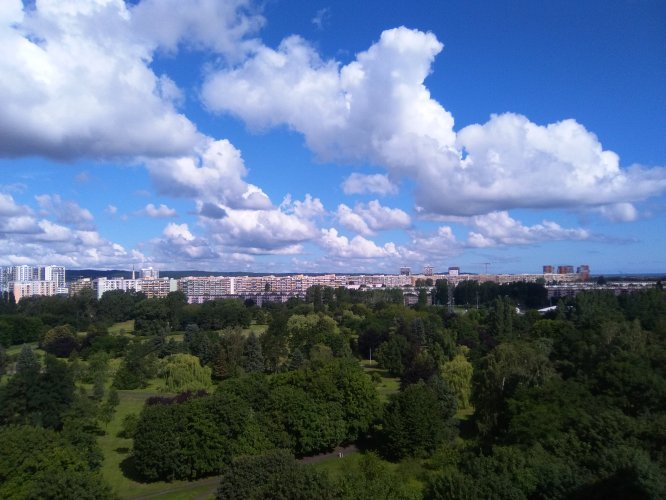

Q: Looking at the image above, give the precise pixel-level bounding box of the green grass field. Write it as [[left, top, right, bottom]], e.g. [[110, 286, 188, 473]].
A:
[[109, 320, 135, 336]]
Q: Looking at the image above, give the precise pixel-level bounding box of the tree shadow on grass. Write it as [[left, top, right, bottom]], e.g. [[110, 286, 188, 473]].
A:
[[120, 455, 150, 483], [115, 447, 130, 454]]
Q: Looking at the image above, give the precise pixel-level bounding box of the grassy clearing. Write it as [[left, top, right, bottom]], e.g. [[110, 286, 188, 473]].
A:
[[6, 342, 40, 356], [312, 452, 425, 496], [360, 359, 400, 403], [311, 452, 365, 479], [109, 320, 135, 335], [246, 323, 268, 335], [455, 405, 474, 421]]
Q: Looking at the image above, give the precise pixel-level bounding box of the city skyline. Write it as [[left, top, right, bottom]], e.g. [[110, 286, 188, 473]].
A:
[[1, 1, 665, 275]]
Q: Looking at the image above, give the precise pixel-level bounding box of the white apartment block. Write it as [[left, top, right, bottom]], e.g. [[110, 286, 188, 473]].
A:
[[93, 277, 143, 299], [91, 275, 176, 300]]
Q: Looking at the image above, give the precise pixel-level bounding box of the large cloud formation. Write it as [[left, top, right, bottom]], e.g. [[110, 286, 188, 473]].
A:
[[0, 0, 263, 159], [203, 26, 666, 219], [1, 2, 662, 270]]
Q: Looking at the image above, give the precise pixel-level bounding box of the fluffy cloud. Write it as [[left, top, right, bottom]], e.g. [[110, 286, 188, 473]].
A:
[[153, 222, 218, 261], [409, 226, 461, 256], [131, 0, 263, 58], [141, 203, 178, 218], [466, 211, 590, 248], [35, 194, 94, 230], [0, 190, 144, 268], [320, 228, 401, 259], [593, 202, 639, 222], [282, 194, 326, 219], [202, 27, 666, 217], [336, 200, 410, 236], [0, 0, 217, 159], [0, 193, 29, 217], [204, 202, 319, 255], [146, 139, 271, 209], [341, 173, 398, 196]]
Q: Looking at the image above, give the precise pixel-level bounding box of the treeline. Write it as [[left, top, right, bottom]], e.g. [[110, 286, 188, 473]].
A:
[[1, 284, 665, 498]]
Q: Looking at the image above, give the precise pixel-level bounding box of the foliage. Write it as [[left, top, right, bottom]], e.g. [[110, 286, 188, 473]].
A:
[[0, 354, 75, 429], [441, 347, 474, 409], [112, 341, 158, 389], [216, 449, 333, 500], [382, 379, 456, 459], [133, 390, 270, 481], [158, 353, 212, 392], [198, 298, 251, 330], [242, 331, 264, 373], [40, 324, 79, 357], [0, 344, 6, 376], [0, 314, 44, 346], [0, 425, 113, 499]]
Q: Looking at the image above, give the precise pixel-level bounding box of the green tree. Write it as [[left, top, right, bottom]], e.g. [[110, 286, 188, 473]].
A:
[[242, 332, 264, 373], [336, 452, 420, 500], [0, 344, 8, 376], [382, 380, 455, 459], [375, 335, 409, 376], [0, 425, 113, 499], [442, 347, 474, 409], [159, 353, 212, 392], [212, 327, 246, 379], [133, 391, 269, 480], [41, 324, 79, 357], [216, 449, 332, 500]]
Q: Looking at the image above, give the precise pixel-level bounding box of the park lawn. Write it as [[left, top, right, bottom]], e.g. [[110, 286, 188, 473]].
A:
[[312, 452, 424, 496], [455, 405, 475, 421], [6, 342, 40, 356], [360, 359, 400, 403], [246, 323, 268, 335], [109, 320, 135, 335]]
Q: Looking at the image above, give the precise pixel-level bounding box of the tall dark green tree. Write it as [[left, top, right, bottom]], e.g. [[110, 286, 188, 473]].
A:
[[242, 332, 265, 373]]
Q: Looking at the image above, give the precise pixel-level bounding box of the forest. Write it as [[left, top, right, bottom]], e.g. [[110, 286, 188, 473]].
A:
[[0, 279, 665, 499]]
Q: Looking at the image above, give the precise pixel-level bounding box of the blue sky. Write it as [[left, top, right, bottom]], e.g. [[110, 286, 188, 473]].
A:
[[1, 0, 664, 274]]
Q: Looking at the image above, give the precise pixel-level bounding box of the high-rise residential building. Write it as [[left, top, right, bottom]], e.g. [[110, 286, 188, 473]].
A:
[[39, 265, 66, 288], [0, 267, 7, 294], [448, 266, 460, 276], [399, 267, 411, 276], [11, 265, 35, 282], [577, 265, 590, 281], [93, 277, 142, 299], [543, 265, 554, 274], [557, 265, 575, 274], [423, 265, 434, 276]]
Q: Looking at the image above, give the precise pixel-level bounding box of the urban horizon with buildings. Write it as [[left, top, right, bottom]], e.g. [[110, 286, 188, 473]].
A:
[[2, 262, 661, 307]]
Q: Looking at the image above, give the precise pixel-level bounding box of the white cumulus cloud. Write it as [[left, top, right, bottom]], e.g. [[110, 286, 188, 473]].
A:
[[202, 26, 666, 217], [466, 211, 590, 248], [146, 139, 271, 210], [141, 203, 178, 218], [337, 200, 410, 236], [341, 173, 398, 196], [320, 228, 401, 259]]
